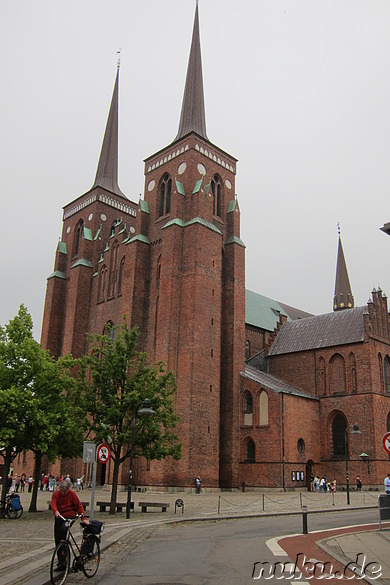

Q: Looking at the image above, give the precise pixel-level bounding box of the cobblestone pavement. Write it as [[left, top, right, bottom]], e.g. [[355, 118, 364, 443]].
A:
[[0, 487, 379, 585]]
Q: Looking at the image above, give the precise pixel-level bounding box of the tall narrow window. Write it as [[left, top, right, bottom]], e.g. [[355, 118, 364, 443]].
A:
[[211, 175, 223, 217], [244, 392, 253, 426], [259, 391, 269, 426], [348, 353, 357, 394], [318, 357, 326, 395], [108, 241, 119, 297], [379, 354, 384, 392], [98, 265, 107, 302], [245, 439, 255, 462], [158, 174, 172, 217], [118, 257, 125, 296], [332, 413, 347, 458], [73, 219, 84, 258], [385, 357, 390, 395], [330, 354, 346, 394], [245, 340, 251, 360]]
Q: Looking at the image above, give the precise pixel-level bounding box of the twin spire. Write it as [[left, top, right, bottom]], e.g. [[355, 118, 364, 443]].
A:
[[92, 3, 208, 198]]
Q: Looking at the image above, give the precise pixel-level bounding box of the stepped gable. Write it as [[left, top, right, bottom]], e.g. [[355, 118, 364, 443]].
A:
[[242, 366, 318, 400], [268, 305, 367, 356]]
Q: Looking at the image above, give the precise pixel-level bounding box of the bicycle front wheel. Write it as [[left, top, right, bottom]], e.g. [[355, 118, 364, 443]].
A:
[[82, 535, 100, 578], [50, 542, 70, 585], [6, 504, 23, 519]]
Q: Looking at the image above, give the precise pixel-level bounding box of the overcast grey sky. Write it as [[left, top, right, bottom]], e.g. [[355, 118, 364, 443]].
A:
[[2, 1, 390, 339]]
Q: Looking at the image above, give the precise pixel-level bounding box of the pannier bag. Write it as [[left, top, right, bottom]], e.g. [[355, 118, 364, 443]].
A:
[[10, 494, 22, 511], [85, 519, 103, 534]]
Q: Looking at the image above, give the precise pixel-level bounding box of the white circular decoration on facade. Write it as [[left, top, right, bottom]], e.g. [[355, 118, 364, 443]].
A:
[[88, 213, 93, 221], [66, 226, 71, 234], [100, 213, 107, 221], [178, 162, 187, 175], [197, 163, 206, 176], [148, 179, 156, 192], [130, 226, 135, 233], [225, 179, 232, 189]]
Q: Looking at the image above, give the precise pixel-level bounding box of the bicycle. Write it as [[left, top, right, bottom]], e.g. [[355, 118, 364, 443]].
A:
[[0, 493, 23, 519], [50, 514, 103, 585]]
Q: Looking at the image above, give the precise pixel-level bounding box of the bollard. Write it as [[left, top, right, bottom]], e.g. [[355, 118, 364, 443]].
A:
[[218, 495, 221, 514], [302, 505, 308, 534]]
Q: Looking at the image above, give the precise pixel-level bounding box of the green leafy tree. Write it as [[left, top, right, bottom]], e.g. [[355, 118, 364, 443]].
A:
[[0, 305, 86, 511], [79, 323, 181, 514]]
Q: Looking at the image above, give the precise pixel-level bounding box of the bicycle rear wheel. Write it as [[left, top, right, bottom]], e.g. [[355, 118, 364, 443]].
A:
[[6, 504, 23, 519], [82, 535, 100, 578], [50, 542, 70, 585]]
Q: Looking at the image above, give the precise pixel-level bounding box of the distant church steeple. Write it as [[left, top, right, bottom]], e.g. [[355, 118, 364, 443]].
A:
[[91, 64, 125, 198], [333, 225, 354, 311], [173, 2, 208, 142]]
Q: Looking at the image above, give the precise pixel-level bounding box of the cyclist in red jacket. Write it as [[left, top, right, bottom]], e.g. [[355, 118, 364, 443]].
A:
[[51, 480, 89, 569]]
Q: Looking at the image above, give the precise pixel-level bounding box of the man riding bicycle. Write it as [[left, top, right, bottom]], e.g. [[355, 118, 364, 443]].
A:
[[50, 480, 89, 570]]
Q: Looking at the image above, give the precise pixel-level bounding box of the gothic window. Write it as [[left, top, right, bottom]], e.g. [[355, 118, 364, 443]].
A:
[[330, 354, 346, 394], [73, 219, 84, 258], [158, 174, 172, 217], [245, 340, 250, 360], [259, 391, 269, 426], [108, 240, 119, 297], [244, 392, 253, 426], [211, 175, 222, 217], [104, 321, 115, 342], [318, 357, 326, 395], [245, 438, 255, 462], [348, 353, 357, 394], [118, 256, 125, 296], [385, 356, 390, 395], [379, 354, 384, 393], [332, 413, 347, 458], [98, 265, 107, 302]]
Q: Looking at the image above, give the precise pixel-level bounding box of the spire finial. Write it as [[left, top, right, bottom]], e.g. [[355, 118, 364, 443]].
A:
[[337, 222, 340, 236], [117, 48, 121, 69]]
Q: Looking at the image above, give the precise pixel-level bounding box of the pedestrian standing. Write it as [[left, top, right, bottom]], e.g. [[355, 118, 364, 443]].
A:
[[195, 477, 201, 494], [384, 473, 390, 494]]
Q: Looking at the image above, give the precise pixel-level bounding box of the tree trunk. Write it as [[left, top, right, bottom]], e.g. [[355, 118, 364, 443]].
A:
[[28, 451, 42, 513], [0, 450, 12, 506], [109, 455, 121, 515]]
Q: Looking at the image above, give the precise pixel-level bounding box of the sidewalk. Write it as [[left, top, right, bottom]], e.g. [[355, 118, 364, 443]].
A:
[[0, 487, 384, 585]]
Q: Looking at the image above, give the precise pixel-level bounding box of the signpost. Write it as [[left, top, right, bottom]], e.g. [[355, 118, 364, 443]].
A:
[[82, 442, 111, 520], [382, 433, 390, 454]]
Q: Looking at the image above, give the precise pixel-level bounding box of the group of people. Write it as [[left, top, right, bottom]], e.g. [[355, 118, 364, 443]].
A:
[[312, 475, 337, 493]]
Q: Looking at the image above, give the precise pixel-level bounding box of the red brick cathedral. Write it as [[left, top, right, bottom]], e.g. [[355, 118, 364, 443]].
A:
[[41, 5, 390, 491]]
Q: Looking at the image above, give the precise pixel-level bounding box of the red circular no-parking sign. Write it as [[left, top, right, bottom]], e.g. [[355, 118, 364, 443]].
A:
[[382, 433, 390, 454], [97, 443, 110, 464]]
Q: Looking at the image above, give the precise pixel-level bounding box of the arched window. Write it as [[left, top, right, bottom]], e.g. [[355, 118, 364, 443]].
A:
[[118, 256, 125, 296], [330, 354, 346, 394], [211, 175, 223, 217], [259, 391, 269, 426], [244, 392, 253, 426], [158, 174, 172, 217], [104, 321, 115, 342], [98, 265, 107, 302], [379, 354, 384, 393], [318, 357, 326, 395], [348, 353, 357, 394], [245, 340, 250, 360], [245, 439, 255, 462], [73, 219, 84, 258], [108, 240, 119, 297], [156, 255, 162, 288], [385, 356, 390, 395], [332, 413, 347, 458]]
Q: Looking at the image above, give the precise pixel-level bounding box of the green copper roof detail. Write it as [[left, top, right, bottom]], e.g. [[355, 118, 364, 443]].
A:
[[192, 176, 203, 194], [162, 218, 185, 229], [104, 243, 109, 252], [140, 199, 149, 213], [83, 227, 93, 241], [58, 241, 67, 254], [225, 235, 245, 248], [127, 234, 151, 245], [227, 199, 237, 213], [118, 223, 126, 234], [71, 258, 93, 269], [162, 216, 221, 235], [93, 272, 98, 277], [204, 180, 211, 195], [47, 270, 67, 280], [94, 225, 102, 241], [98, 253, 104, 263], [175, 176, 185, 196]]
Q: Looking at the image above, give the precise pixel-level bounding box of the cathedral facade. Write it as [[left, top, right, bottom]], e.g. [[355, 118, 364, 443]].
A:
[[40, 5, 390, 491]]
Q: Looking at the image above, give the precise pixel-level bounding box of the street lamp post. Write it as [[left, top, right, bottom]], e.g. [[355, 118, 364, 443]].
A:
[[345, 423, 362, 505], [126, 398, 155, 519]]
